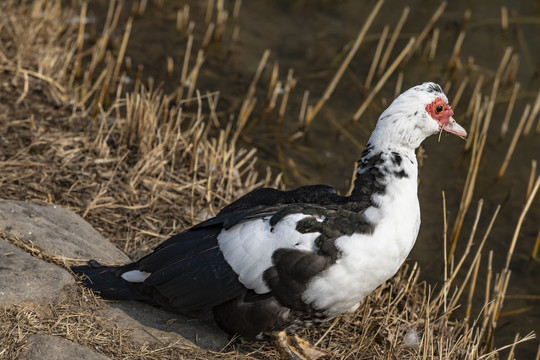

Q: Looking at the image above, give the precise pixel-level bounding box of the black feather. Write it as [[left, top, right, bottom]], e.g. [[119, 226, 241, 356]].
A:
[[263, 248, 332, 311], [72, 264, 152, 302]]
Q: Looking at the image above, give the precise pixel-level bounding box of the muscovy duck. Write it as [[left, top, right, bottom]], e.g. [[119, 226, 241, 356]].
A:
[[73, 82, 466, 359]]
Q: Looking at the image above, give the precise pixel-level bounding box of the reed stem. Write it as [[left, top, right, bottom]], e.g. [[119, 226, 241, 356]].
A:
[[305, 0, 384, 126]]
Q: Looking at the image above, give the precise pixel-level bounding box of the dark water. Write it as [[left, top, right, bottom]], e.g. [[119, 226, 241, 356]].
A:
[[91, 0, 540, 357]]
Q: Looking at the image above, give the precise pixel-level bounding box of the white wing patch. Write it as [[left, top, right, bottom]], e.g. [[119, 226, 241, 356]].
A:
[[217, 213, 321, 294], [121, 270, 151, 283]]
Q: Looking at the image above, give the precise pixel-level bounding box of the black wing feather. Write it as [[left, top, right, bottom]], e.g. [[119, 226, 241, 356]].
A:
[[74, 184, 347, 316], [130, 227, 245, 312], [191, 184, 342, 230]]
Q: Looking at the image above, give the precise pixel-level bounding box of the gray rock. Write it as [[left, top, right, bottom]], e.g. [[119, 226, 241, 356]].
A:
[[24, 334, 111, 360], [0, 200, 130, 264], [0, 240, 74, 305], [0, 200, 229, 354], [98, 301, 230, 351]]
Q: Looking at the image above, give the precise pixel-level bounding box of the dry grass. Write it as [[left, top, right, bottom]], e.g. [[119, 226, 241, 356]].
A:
[[0, 284, 260, 360], [0, 0, 278, 258], [0, 1, 538, 359]]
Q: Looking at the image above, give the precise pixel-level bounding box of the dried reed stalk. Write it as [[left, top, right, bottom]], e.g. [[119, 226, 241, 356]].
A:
[[166, 56, 174, 76], [465, 74, 484, 118], [177, 34, 194, 100], [111, 17, 133, 89], [205, 0, 215, 24], [449, 48, 513, 259], [523, 89, 540, 136], [464, 251, 481, 327], [74, 1, 87, 77], [447, 9, 471, 70], [299, 90, 310, 129], [447, 204, 500, 313], [86, 0, 120, 76], [526, 160, 537, 199], [500, 6, 509, 31], [186, 50, 205, 100], [500, 81, 520, 139], [512, 10, 535, 73], [305, 0, 384, 126], [378, 6, 409, 76], [352, 38, 415, 122], [504, 175, 540, 270], [532, 229, 540, 261], [501, 53, 520, 84], [497, 104, 531, 178], [214, 0, 228, 41], [277, 68, 296, 123], [485, 250, 493, 313], [465, 97, 488, 151], [441, 190, 449, 313], [245, 49, 270, 101], [365, 25, 389, 89], [265, 60, 279, 106], [428, 27, 440, 61], [201, 22, 215, 48], [393, 71, 404, 98], [451, 75, 469, 110], [449, 95, 486, 259], [483, 46, 513, 130], [407, 1, 447, 58]]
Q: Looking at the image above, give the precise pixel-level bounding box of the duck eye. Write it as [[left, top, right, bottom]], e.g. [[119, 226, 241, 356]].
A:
[[435, 105, 444, 114]]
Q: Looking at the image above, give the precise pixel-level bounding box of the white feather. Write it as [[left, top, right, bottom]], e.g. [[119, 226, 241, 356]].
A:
[[121, 270, 151, 283], [217, 213, 321, 293]]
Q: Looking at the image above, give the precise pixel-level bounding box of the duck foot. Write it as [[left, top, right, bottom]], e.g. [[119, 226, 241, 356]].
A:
[[275, 331, 331, 360]]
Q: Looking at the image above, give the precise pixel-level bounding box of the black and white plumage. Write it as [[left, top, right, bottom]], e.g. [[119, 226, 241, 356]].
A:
[[73, 82, 466, 349]]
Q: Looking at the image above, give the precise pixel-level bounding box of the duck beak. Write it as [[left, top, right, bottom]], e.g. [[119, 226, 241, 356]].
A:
[[442, 116, 467, 137]]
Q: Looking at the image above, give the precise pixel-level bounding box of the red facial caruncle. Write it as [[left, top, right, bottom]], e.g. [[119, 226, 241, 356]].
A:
[[425, 96, 467, 137], [425, 97, 453, 126]]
